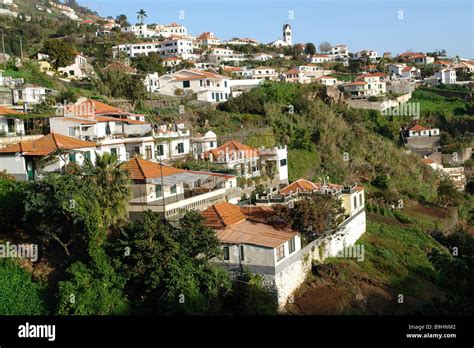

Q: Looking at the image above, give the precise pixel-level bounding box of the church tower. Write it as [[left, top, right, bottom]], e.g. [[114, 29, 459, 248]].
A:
[[283, 24, 292, 46]]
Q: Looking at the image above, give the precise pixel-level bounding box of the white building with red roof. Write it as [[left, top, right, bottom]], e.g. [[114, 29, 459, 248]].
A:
[[123, 157, 237, 220], [408, 124, 440, 137], [113, 38, 194, 59], [158, 69, 231, 102], [201, 140, 288, 183], [0, 133, 97, 181], [344, 72, 386, 98]]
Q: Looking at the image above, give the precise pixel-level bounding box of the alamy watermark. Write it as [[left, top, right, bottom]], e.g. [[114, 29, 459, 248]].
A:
[[0, 242, 38, 262], [381, 102, 420, 120], [335, 244, 365, 262]]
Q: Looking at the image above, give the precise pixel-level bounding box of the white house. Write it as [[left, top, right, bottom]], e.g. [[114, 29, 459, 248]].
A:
[[226, 38, 259, 46], [192, 130, 217, 157], [408, 124, 440, 137], [114, 38, 194, 59], [315, 75, 338, 86], [354, 50, 379, 63], [12, 85, 48, 107], [152, 123, 192, 161], [162, 57, 182, 68], [158, 69, 231, 103], [120, 24, 158, 38], [387, 64, 420, 80], [344, 73, 386, 98], [0, 106, 25, 136], [434, 69, 457, 85], [201, 140, 289, 184], [154, 23, 188, 38], [206, 47, 245, 64], [58, 54, 94, 80], [144, 72, 160, 93], [0, 133, 97, 181], [124, 158, 238, 220], [196, 32, 222, 46], [306, 54, 333, 64], [252, 53, 273, 61], [252, 66, 277, 80], [203, 202, 302, 308], [330, 44, 349, 59]]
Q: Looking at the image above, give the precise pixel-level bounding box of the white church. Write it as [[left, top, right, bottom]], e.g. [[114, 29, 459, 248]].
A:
[[269, 24, 292, 47]]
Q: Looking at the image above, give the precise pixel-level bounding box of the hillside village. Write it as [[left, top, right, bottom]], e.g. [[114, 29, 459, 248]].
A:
[[0, 0, 473, 316]]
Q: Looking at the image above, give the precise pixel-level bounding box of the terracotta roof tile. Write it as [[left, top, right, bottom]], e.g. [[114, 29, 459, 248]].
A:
[[121, 157, 184, 180], [201, 202, 246, 229], [0, 133, 96, 155], [280, 179, 318, 195], [202, 140, 259, 161], [0, 106, 25, 115], [409, 124, 429, 132]]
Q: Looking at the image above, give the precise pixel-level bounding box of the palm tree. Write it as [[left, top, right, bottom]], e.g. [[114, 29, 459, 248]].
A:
[[137, 9, 147, 25], [84, 152, 131, 233]]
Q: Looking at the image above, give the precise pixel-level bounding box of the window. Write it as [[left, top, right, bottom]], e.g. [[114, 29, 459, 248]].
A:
[[155, 185, 163, 198], [276, 245, 285, 261], [200, 80, 203, 87], [145, 146, 152, 159], [68, 153, 76, 163], [110, 148, 118, 157], [223, 247, 229, 260], [133, 146, 140, 155], [170, 184, 177, 195], [353, 196, 358, 209], [210, 141, 214, 148], [224, 81, 228, 87], [182, 80, 190, 88], [156, 144, 164, 157], [84, 151, 91, 161], [68, 127, 76, 137], [280, 158, 287, 167], [212, 92, 215, 99], [177, 143, 184, 154], [359, 193, 363, 206], [240, 245, 245, 261], [289, 237, 296, 254]]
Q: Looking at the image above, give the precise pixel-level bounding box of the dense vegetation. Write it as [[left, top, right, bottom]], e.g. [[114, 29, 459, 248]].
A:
[[0, 154, 276, 315]]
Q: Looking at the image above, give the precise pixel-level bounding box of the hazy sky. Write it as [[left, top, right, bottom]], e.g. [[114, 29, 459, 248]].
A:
[[78, 0, 474, 57]]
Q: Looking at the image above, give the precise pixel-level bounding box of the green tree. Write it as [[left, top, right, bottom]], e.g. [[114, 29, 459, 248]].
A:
[[437, 178, 462, 206], [41, 39, 76, 70], [85, 153, 131, 232], [116, 14, 129, 26], [0, 260, 49, 315], [275, 195, 345, 243], [113, 211, 231, 314], [304, 42, 316, 55], [132, 52, 165, 75], [137, 9, 147, 24]]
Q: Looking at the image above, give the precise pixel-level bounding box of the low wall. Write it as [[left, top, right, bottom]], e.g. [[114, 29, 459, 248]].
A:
[[346, 93, 412, 112], [261, 209, 367, 310]]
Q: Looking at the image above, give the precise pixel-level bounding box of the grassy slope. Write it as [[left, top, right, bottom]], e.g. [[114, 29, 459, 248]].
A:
[[287, 210, 450, 315]]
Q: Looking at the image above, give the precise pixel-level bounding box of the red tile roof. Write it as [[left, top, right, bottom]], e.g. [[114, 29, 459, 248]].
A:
[[409, 124, 429, 132], [0, 106, 25, 115], [201, 202, 246, 229], [0, 133, 96, 156], [121, 157, 184, 180], [202, 140, 259, 160], [280, 179, 318, 195], [202, 203, 298, 248]]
